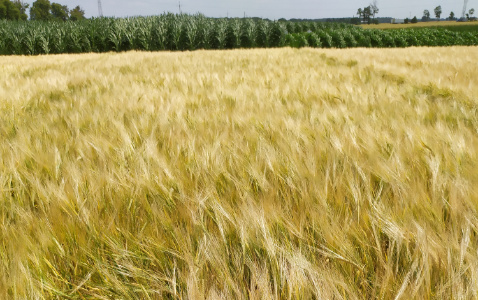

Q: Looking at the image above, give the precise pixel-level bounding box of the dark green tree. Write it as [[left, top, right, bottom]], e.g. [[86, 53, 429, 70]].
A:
[[411, 16, 418, 23], [357, 7, 370, 24], [69, 5, 84, 21], [0, 0, 23, 20], [0, 1, 5, 18], [30, 0, 51, 20], [434, 6, 442, 19], [357, 3, 379, 25], [356, 8, 363, 22], [404, 18, 409, 24], [448, 11, 455, 20], [422, 9, 430, 21], [370, 1, 379, 20], [51, 2, 68, 21], [13, 0, 28, 20], [363, 6, 372, 24]]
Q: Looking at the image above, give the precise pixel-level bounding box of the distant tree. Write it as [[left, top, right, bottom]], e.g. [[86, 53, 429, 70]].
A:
[[69, 5, 84, 21], [370, 0, 379, 19], [404, 17, 409, 24], [448, 11, 455, 20], [51, 2, 68, 21], [357, 7, 364, 23], [434, 6, 442, 19], [30, 0, 51, 20], [470, 8, 475, 19], [357, 8, 366, 22], [411, 16, 418, 23], [13, 0, 28, 20], [0, 0, 28, 20], [364, 6, 372, 23], [357, 8, 363, 22], [422, 9, 430, 21], [0, 1, 5, 18], [0, 0, 21, 19], [357, 3, 378, 24]]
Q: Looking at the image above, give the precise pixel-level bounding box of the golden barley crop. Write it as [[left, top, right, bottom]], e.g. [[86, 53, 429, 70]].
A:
[[1, 47, 478, 299]]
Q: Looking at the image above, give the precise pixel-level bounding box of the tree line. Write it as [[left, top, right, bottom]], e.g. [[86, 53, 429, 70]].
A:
[[356, 1, 380, 24], [0, 0, 85, 21], [415, 5, 475, 23], [354, 2, 476, 25]]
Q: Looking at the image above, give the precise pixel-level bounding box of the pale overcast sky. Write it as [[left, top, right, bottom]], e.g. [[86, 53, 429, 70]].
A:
[[23, 0, 475, 20]]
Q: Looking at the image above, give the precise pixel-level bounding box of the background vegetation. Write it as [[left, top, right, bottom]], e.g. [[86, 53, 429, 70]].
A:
[[0, 0, 84, 21], [0, 13, 478, 55], [361, 20, 478, 30], [1, 46, 478, 299]]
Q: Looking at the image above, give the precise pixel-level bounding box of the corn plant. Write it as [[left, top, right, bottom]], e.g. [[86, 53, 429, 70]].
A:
[[342, 29, 358, 47], [210, 18, 227, 49], [330, 30, 347, 48], [240, 19, 256, 48], [269, 22, 286, 47], [134, 18, 153, 51], [381, 31, 396, 47], [304, 32, 321, 47], [287, 33, 308, 48], [21, 25, 38, 55], [37, 27, 51, 54], [165, 13, 183, 50], [179, 16, 199, 50], [368, 30, 384, 47], [316, 31, 333, 48], [255, 19, 270, 48], [225, 18, 242, 49], [285, 22, 296, 34], [151, 18, 167, 50]]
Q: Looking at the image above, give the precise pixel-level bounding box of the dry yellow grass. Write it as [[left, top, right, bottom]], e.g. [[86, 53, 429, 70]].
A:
[[1, 47, 478, 299], [361, 20, 478, 29]]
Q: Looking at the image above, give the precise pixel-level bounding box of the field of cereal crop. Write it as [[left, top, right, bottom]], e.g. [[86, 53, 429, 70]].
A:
[[1, 47, 478, 298]]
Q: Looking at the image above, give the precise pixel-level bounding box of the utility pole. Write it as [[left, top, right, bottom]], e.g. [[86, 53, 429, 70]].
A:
[[178, 1, 181, 13], [98, 0, 103, 17], [462, 0, 469, 19]]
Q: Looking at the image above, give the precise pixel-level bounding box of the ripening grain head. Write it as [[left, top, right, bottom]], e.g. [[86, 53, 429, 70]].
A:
[[1, 47, 478, 299]]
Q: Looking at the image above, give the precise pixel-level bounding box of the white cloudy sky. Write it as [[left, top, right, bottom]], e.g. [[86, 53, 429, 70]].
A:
[[23, 0, 475, 19]]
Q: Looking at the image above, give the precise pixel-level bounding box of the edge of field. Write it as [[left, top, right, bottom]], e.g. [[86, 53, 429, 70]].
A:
[[360, 20, 478, 29]]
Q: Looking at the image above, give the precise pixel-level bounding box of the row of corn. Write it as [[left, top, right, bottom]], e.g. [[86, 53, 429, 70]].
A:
[[0, 13, 477, 55]]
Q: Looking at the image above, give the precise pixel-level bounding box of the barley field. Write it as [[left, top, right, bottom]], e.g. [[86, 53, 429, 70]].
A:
[[1, 47, 478, 299]]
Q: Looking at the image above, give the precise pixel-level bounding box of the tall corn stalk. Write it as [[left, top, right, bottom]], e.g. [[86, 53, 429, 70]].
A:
[[240, 19, 256, 48], [210, 18, 227, 49], [225, 18, 241, 49]]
